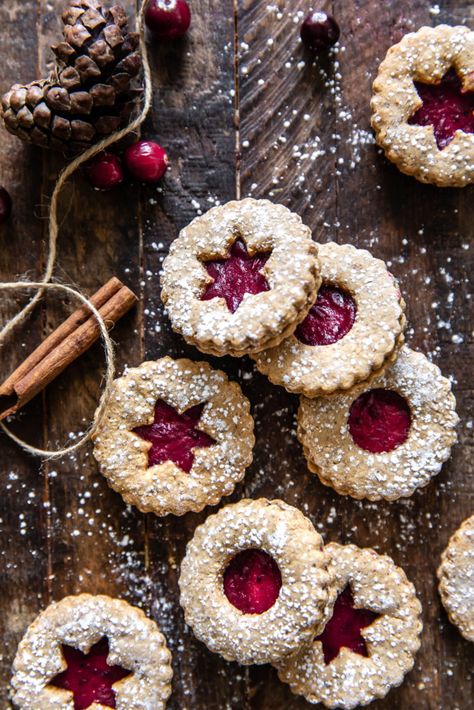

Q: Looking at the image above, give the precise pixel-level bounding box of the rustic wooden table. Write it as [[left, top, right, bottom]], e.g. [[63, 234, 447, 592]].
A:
[[1, 1, 473, 708]]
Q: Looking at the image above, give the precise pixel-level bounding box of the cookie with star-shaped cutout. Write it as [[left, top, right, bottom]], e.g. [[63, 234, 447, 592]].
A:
[[161, 198, 321, 357], [277, 543, 422, 709], [93, 357, 254, 516], [371, 25, 474, 187], [11, 594, 172, 709]]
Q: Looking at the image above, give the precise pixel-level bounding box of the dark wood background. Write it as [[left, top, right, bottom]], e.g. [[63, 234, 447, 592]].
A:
[[0, 1, 473, 708]]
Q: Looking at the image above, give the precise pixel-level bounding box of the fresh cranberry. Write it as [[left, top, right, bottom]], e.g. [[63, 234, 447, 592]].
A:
[[124, 140, 169, 182], [0, 186, 12, 224], [316, 586, 380, 665], [295, 284, 356, 346], [409, 68, 474, 150], [224, 549, 282, 614], [133, 400, 215, 472], [49, 637, 132, 710], [348, 388, 412, 454], [201, 239, 271, 314], [145, 0, 191, 40], [86, 152, 124, 191], [300, 11, 340, 51]]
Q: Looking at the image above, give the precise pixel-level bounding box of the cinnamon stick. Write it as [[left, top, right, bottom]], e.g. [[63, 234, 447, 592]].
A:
[[0, 277, 138, 421]]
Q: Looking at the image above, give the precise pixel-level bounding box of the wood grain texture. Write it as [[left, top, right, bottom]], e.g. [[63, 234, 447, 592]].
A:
[[239, 1, 474, 709], [0, 0, 473, 708], [139, 2, 248, 707], [37, 0, 147, 606], [0, 2, 50, 707]]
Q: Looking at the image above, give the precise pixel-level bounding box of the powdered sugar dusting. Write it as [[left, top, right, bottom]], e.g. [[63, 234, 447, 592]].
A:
[[278, 543, 422, 707], [298, 346, 459, 501], [179, 498, 335, 665]]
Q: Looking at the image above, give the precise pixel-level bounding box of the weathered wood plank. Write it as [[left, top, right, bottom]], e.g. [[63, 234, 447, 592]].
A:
[[238, 0, 473, 708], [140, 2, 247, 708], [329, 2, 474, 708], [33, 0, 148, 614], [1, 0, 473, 708], [0, 2, 50, 706]]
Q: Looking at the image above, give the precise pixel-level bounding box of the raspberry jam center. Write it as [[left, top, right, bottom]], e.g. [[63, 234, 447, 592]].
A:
[[201, 239, 271, 313], [49, 637, 131, 710], [348, 388, 411, 454], [223, 548, 282, 614], [316, 586, 380, 665], [408, 68, 474, 149], [133, 400, 215, 472], [295, 284, 357, 346]]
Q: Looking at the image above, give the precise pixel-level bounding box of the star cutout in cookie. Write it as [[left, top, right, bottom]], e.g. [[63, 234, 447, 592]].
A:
[[201, 239, 271, 313], [316, 585, 380, 665], [408, 68, 474, 149], [133, 400, 216, 472], [49, 637, 132, 710]]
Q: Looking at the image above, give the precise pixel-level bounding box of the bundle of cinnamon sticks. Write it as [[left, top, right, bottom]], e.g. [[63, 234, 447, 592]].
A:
[[0, 277, 137, 421]]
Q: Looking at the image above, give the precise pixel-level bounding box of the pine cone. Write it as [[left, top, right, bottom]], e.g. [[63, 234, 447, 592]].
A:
[[1, 0, 142, 153]]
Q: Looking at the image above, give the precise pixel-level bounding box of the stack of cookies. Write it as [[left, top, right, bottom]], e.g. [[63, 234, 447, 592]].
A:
[[159, 197, 458, 505]]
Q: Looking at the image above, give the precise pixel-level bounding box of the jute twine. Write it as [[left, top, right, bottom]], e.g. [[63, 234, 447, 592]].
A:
[[0, 282, 115, 458], [0, 0, 152, 459]]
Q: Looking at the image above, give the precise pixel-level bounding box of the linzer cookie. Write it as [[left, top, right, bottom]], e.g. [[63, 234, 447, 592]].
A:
[[179, 498, 335, 666], [277, 543, 422, 709], [298, 346, 458, 501], [371, 25, 474, 187], [438, 514, 474, 642], [93, 357, 254, 516], [253, 243, 405, 397], [160, 198, 321, 357], [11, 594, 172, 709]]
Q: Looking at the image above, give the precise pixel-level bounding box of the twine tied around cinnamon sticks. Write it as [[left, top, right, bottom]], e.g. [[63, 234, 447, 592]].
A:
[[0, 0, 152, 458], [0, 281, 118, 458]]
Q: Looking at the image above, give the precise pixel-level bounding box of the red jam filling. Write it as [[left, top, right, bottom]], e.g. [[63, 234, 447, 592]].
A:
[[348, 388, 411, 454], [201, 239, 271, 313], [408, 68, 474, 150], [223, 548, 282, 614], [295, 284, 357, 346], [316, 586, 380, 665], [133, 400, 215, 472], [49, 637, 131, 710]]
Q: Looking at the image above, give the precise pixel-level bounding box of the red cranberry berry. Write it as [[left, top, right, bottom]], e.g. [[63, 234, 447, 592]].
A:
[[145, 0, 191, 40], [86, 153, 124, 191], [124, 141, 169, 183], [301, 11, 340, 51], [0, 186, 12, 224]]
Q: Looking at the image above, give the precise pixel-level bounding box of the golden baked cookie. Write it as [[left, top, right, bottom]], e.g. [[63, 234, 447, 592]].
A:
[[93, 357, 254, 516], [161, 198, 321, 357], [371, 25, 474, 187], [253, 242, 406, 397], [298, 346, 458, 501], [277, 543, 422, 709], [11, 594, 172, 709], [438, 514, 474, 642], [179, 498, 336, 666]]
